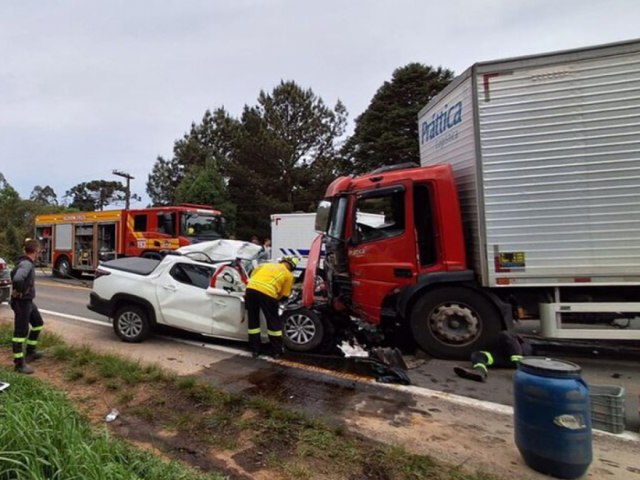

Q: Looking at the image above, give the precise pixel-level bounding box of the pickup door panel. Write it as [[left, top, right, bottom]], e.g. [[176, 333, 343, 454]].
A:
[[207, 288, 247, 340], [156, 262, 215, 334]]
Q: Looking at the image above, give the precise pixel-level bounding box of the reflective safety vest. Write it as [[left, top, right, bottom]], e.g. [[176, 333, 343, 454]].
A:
[[247, 263, 293, 300]]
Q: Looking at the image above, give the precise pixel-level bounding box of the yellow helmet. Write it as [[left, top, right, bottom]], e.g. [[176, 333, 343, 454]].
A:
[[281, 256, 299, 269]]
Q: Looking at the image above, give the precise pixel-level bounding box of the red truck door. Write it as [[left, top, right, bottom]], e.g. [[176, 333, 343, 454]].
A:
[[346, 183, 417, 324], [302, 234, 323, 308]]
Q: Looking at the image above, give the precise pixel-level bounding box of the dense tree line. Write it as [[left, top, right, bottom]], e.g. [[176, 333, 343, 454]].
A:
[[0, 174, 60, 260], [0, 62, 453, 257]]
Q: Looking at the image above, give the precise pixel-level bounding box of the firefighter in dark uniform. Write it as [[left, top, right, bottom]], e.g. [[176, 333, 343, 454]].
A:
[[453, 331, 532, 382], [245, 256, 298, 358], [10, 239, 45, 374]]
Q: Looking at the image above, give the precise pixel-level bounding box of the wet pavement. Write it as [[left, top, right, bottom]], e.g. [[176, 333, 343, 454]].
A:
[[199, 353, 421, 423], [407, 350, 640, 433]]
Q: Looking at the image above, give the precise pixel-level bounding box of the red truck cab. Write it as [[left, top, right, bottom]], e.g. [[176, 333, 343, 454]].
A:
[[304, 163, 509, 358]]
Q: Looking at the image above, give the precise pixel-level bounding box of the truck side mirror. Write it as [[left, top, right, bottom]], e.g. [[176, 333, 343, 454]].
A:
[[349, 229, 360, 246]]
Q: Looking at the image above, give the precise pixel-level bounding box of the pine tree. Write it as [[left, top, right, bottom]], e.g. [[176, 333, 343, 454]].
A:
[[344, 63, 453, 173]]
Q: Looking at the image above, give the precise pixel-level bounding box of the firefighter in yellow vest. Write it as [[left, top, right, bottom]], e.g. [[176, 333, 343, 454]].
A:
[[246, 256, 298, 358]]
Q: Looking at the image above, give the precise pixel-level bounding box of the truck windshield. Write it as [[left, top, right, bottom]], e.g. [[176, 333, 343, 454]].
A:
[[354, 190, 405, 243], [181, 213, 224, 239], [325, 197, 348, 240]]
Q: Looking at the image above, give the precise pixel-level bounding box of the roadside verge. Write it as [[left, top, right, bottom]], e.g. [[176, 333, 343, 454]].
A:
[[2, 307, 639, 479]]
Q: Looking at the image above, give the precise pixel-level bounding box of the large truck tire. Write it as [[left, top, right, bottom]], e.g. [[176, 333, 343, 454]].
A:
[[53, 256, 71, 278], [409, 287, 501, 359]]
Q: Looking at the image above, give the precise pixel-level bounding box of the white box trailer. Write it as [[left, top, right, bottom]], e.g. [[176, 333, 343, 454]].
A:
[[270, 213, 318, 277], [418, 39, 640, 340], [271, 212, 384, 276]]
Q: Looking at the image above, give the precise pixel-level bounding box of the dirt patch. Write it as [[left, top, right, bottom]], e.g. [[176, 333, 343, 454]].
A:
[[3, 339, 519, 480]]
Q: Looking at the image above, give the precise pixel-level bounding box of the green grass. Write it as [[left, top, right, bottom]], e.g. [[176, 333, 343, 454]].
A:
[[0, 370, 224, 480], [0, 323, 505, 480], [0, 324, 64, 351]]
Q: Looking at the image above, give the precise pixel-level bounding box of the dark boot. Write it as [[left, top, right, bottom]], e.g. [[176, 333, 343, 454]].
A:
[[269, 342, 283, 359], [454, 365, 487, 382], [26, 350, 44, 362], [12, 340, 32, 373], [268, 335, 284, 359], [14, 359, 35, 375]]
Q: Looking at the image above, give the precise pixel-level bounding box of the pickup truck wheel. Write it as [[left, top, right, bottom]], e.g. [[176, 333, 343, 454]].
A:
[[283, 308, 324, 352], [410, 287, 501, 359], [113, 305, 151, 343]]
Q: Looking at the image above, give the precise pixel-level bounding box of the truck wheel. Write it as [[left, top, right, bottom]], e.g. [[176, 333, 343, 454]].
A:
[[410, 287, 501, 359], [53, 256, 71, 278], [142, 252, 162, 260], [283, 308, 324, 352], [113, 305, 151, 343]]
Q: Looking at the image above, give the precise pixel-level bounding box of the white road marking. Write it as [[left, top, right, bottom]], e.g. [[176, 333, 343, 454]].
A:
[[159, 335, 255, 358], [38, 280, 91, 291], [40, 308, 256, 358], [40, 309, 110, 327]]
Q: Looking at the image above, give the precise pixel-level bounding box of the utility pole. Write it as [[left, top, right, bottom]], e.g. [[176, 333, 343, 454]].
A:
[[112, 170, 134, 210]]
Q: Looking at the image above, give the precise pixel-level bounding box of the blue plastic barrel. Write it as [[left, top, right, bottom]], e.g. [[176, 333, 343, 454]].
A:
[[514, 357, 592, 479]]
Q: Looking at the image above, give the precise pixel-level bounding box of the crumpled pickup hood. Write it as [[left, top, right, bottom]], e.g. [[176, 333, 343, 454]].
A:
[[177, 239, 263, 262]]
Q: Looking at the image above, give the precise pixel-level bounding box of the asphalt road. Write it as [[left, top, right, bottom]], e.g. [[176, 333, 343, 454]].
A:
[[32, 271, 640, 432]]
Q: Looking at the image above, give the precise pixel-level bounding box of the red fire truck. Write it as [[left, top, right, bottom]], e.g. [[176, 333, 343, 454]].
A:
[[35, 204, 226, 277]]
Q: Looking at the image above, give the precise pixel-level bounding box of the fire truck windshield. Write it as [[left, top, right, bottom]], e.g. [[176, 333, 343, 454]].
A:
[[181, 212, 224, 239]]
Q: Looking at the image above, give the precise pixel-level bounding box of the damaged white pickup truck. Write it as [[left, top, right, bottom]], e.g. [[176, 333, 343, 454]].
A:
[[87, 240, 326, 352]]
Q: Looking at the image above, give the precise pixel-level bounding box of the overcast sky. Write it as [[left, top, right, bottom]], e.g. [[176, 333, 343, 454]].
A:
[[1, 0, 639, 207]]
